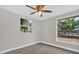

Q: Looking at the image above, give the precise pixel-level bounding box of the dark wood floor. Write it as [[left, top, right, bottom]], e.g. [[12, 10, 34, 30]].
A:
[[5, 43, 78, 54]]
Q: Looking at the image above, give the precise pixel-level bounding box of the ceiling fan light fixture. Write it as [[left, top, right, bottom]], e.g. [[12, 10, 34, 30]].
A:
[[35, 12, 38, 14], [38, 11, 42, 16]]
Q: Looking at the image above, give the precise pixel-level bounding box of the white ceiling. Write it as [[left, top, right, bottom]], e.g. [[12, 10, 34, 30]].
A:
[[0, 5, 79, 21]]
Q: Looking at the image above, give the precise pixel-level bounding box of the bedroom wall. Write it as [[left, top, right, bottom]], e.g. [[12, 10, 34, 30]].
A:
[[41, 10, 79, 51], [0, 8, 41, 52], [0, 7, 79, 53]]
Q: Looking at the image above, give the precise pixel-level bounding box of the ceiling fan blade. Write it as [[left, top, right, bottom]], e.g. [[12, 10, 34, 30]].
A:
[[42, 10, 52, 13], [30, 12, 36, 15], [25, 5, 35, 10]]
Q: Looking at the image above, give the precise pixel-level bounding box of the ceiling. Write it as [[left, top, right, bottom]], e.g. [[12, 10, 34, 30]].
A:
[[0, 5, 79, 21]]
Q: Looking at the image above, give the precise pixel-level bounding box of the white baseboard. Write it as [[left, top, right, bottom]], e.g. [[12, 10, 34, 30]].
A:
[[41, 41, 79, 53], [0, 41, 79, 53], [0, 41, 41, 54]]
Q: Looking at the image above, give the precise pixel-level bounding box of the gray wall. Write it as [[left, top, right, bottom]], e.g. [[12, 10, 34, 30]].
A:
[[0, 7, 79, 52], [0, 9, 41, 52], [41, 10, 79, 50]]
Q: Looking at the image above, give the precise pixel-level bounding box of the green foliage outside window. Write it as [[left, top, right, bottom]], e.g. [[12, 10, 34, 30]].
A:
[[20, 17, 32, 32]]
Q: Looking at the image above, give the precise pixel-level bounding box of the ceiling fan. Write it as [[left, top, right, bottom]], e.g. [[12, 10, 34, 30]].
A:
[[25, 5, 52, 17]]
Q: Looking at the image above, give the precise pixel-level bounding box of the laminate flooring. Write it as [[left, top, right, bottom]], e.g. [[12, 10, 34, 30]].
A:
[[5, 43, 78, 54]]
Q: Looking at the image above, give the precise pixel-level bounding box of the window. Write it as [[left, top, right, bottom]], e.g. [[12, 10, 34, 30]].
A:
[[57, 16, 79, 45], [20, 17, 32, 32]]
